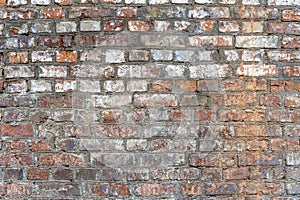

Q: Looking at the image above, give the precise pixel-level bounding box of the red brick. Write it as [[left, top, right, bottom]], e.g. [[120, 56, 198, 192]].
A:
[[224, 168, 248, 180], [271, 138, 300, 151], [39, 95, 73, 108], [6, 140, 27, 152], [282, 36, 300, 48], [39, 153, 84, 166], [282, 9, 300, 21], [174, 80, 196, 92], [246, 140, 269, 151], [116, 7, 137, 18], [6, 183, 32, 195], [40, 8, 65, 18], [181, 184, 202, 195], [128, 20, 150, 31], [30, 140, 51, 151], [285, 95, 300, 107], [239, 182, 284, 195], [0, 125, 34, 137], [218, 109, 241, 122], [103, 20, 125, 31], [205, 183, 237, 195], [7, 52, 28, 64], [260, 94, 281, 106], [189, 153, 236, 167], [11, 153, 33, 166], [238, 153, 282, 166], [268, 22, 300, 34], [27, 168, 49, 180], [284, 66, 300, 77], [69, 7, 111, 18], [39, 36, 72, 47], [90, 183, 129, 196], [194, 109, 214, 121], [151, 80, 172, 92], [56, 50, 77, 63], [134, 183, 176, 196]]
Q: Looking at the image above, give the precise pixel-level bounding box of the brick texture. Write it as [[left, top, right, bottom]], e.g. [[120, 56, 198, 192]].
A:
[[0, 0, 298, 199]]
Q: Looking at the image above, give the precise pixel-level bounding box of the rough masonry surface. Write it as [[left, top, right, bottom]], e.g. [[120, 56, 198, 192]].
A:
[[0, 0, 299, 199]]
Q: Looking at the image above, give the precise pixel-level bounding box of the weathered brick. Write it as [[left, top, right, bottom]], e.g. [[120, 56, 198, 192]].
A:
[[141, 34, 185, 47], [134, 183, 176, 196], [128, 20, 150, 31], [56, 21, 77, 33], [282, 10, 300, 21], [236, 64, 278, 77], [205, 183, 237, 195], [105, 49, 125, 63], [7, 51, 28, 64], [27, 168, 49, 180], [236, 36, 279, 48], [40, 8, 65, 19], [268, 0, 299, 6], [189, 36, 232, 47], [189, 64, 230, 78], [5, 66, 34, 78], [38, 36, 72, 48], [103, 20, 125, 31], [286, 153, 300, 166], [32, 51, 53, 62], [189, 153, 236, 167], [39, 65, 67, 78], [90, 183, 129, 196], [36, 183, 80, 196], [80, 20, 101, 31], [268, 22, 300, 34], [69, 7, 111, 18], [0, 125, 34, 137], [39, 153, 84, 166], [238, 154, 282, 166], [94, 34, 138, 47], [188, 7, 230, 19]]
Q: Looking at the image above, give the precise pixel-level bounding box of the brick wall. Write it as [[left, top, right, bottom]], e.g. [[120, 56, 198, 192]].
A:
[[0, 0, 299, 198]]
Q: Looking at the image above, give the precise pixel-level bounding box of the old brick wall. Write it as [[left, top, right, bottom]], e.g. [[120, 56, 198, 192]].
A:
[[0, 0, 299, 198]]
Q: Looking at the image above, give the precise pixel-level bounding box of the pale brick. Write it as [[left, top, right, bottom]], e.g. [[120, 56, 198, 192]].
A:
[[80, 49, 102, 62], [5, 66, 35, 78], [93, 95, 132, 108], [165, 65, 186, 78], [31, 0, 50, 5], [30, 80, 52, 93], [80, 20, 101, 32], [56, 21, 77, 33], [78, 80, 100, 93], [39, 66, 68, 78], [190, 64, 230, 78], [55, 80, 76, 92], [32, 51, 54, 62], [125, 0, 146, 3], [105, 50, 125, 63], [7, 0, 28, 6], [242, 21, 264, 33], [242, 0, 260, 4], [103, 80, 125, 92], [286, 153, 300, 166], [236, 64, 278, 77], [117, 65, 161, 78], [189, 36, 233, 47], [175, 51, 197, 62], [31, 21, 52, 33], [236, 36, 279, 48], [127, 80, 148, 92], [151, 50, 173, 61], [149, 0, 168, 4], [128, 50, 149, 61], [268, 0, 300, 5]]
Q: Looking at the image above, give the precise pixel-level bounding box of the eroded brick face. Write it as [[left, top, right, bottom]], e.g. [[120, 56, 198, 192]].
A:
[[0, 0, 299, 199]]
